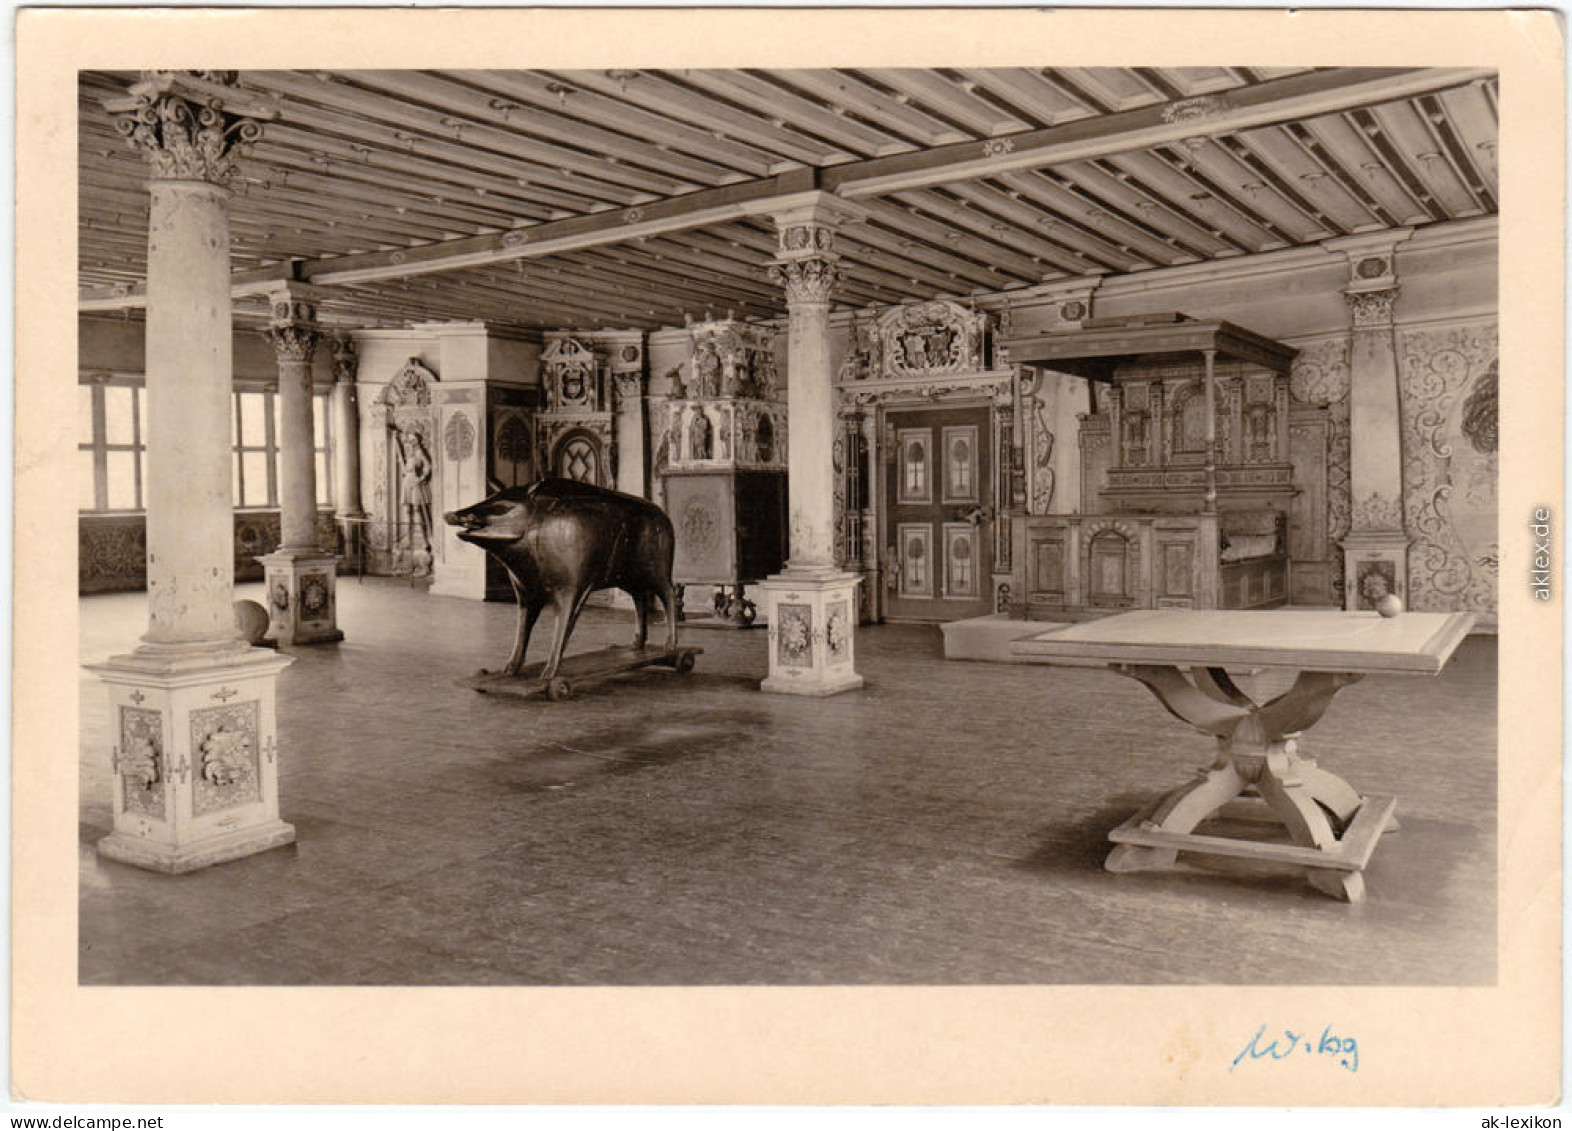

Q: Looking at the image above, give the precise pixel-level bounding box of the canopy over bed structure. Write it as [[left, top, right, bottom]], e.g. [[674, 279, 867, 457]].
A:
[[1001, 313, 1307, 618]]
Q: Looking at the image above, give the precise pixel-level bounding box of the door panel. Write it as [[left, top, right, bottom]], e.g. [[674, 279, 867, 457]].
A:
[[884, 405, 993, 621]]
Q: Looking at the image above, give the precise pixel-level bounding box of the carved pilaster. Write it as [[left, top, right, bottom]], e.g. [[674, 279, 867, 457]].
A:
[[1323, 230, 1414, 609]]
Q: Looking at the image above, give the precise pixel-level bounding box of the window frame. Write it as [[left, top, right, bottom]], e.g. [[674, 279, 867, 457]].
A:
[[78, 374, 336, 515]]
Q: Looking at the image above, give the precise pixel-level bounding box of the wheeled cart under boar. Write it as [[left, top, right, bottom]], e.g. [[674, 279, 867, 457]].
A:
[[464, 644, 702, 702]]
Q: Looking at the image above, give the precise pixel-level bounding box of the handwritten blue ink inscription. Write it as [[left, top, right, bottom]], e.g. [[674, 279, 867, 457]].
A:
[[1232, 1025, 1359, 1073]]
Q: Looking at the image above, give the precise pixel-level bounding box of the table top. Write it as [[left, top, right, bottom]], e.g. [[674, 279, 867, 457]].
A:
[[1013, 609, 1476, 675]]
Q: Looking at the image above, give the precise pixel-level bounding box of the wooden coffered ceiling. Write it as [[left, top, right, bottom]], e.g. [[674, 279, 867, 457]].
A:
[[78, 66, 1500, 332]]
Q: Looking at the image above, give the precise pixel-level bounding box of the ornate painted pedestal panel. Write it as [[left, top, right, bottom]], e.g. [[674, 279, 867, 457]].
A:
[[257, 549, 343, 645], [89, 644, 296, 873], [756, 572, 864, 696]]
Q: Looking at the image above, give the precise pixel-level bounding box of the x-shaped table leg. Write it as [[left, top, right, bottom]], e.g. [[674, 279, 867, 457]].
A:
[[1104, 665, 1387, 901]]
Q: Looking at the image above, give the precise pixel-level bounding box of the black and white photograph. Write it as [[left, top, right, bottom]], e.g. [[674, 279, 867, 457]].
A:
[[12, 4, 1564, 1113]]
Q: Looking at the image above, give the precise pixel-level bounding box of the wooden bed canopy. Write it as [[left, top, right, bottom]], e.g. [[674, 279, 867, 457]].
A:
[[999, 313, 1307, 619]]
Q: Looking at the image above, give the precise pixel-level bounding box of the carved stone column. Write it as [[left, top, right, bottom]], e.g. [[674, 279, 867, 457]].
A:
[[257, 284, 343, 645], [89, 71, 294, 872], [1324, 231, 1413, 609], [327, 334, 368, 590], [756, 193, 868, 696], [331, 335, 364, 518]]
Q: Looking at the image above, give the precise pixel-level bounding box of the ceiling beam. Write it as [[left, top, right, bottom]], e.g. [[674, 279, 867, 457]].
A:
[[826, 67, 1494, 198], [304, 168, 823, 286], [79, 66, 1492, 312]]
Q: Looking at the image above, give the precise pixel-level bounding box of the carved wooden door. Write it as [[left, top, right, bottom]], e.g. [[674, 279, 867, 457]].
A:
[[884, 405, 992, 622]]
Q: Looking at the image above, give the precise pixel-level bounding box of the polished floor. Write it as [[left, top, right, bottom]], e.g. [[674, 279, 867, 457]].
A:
[[79, 579, 1498, 985]]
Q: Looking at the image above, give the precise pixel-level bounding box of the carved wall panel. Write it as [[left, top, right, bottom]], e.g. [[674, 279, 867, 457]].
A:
[[1397, 321, 1499, 623]]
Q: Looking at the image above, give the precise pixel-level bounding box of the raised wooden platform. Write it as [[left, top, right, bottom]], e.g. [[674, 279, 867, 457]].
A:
[[940, 613, 1071, 663]]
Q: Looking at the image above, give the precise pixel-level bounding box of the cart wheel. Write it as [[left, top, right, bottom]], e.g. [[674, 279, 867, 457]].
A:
[[676, 651, 697, 674], [547, 677, 573, 701]]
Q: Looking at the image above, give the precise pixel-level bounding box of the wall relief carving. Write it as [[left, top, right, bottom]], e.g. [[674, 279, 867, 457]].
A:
[[854, 300, 990, 382], [443, 411, 476, 463]]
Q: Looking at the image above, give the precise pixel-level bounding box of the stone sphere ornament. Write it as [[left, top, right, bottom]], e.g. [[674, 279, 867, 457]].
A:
[[234, 599, 271, 644], [1375, 594, 1404, 619]]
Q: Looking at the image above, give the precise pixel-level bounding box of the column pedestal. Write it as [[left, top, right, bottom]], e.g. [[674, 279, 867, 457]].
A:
[[757, 570, 864, 696], [89, 643, 295, 873], [1340, 530, 1411, 610], [257, 549, 344, 645]]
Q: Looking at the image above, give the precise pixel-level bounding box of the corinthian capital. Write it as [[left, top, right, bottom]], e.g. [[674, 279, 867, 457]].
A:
[[330, 335, 359, 384], [768, 257, 840, 306], [766, 192, 866, 308], [1345, 287, 1399, 330], [264, 292, 322, 364], [106, 71, 264, 186], [266, 324, 321, 364]]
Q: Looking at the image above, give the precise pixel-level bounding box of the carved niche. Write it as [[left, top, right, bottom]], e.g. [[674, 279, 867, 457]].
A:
[[372, 358, 437, 571], [537, 335, 617, 486]]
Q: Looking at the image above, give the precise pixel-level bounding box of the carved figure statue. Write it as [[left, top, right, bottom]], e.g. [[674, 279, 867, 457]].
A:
[[397, 428, 434, 572], [445, 478, 680, 680], [695, 343, 721, 397]]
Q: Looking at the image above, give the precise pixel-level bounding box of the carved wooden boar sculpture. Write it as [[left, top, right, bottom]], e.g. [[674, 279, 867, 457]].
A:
[[445, 478, 680, 680]]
